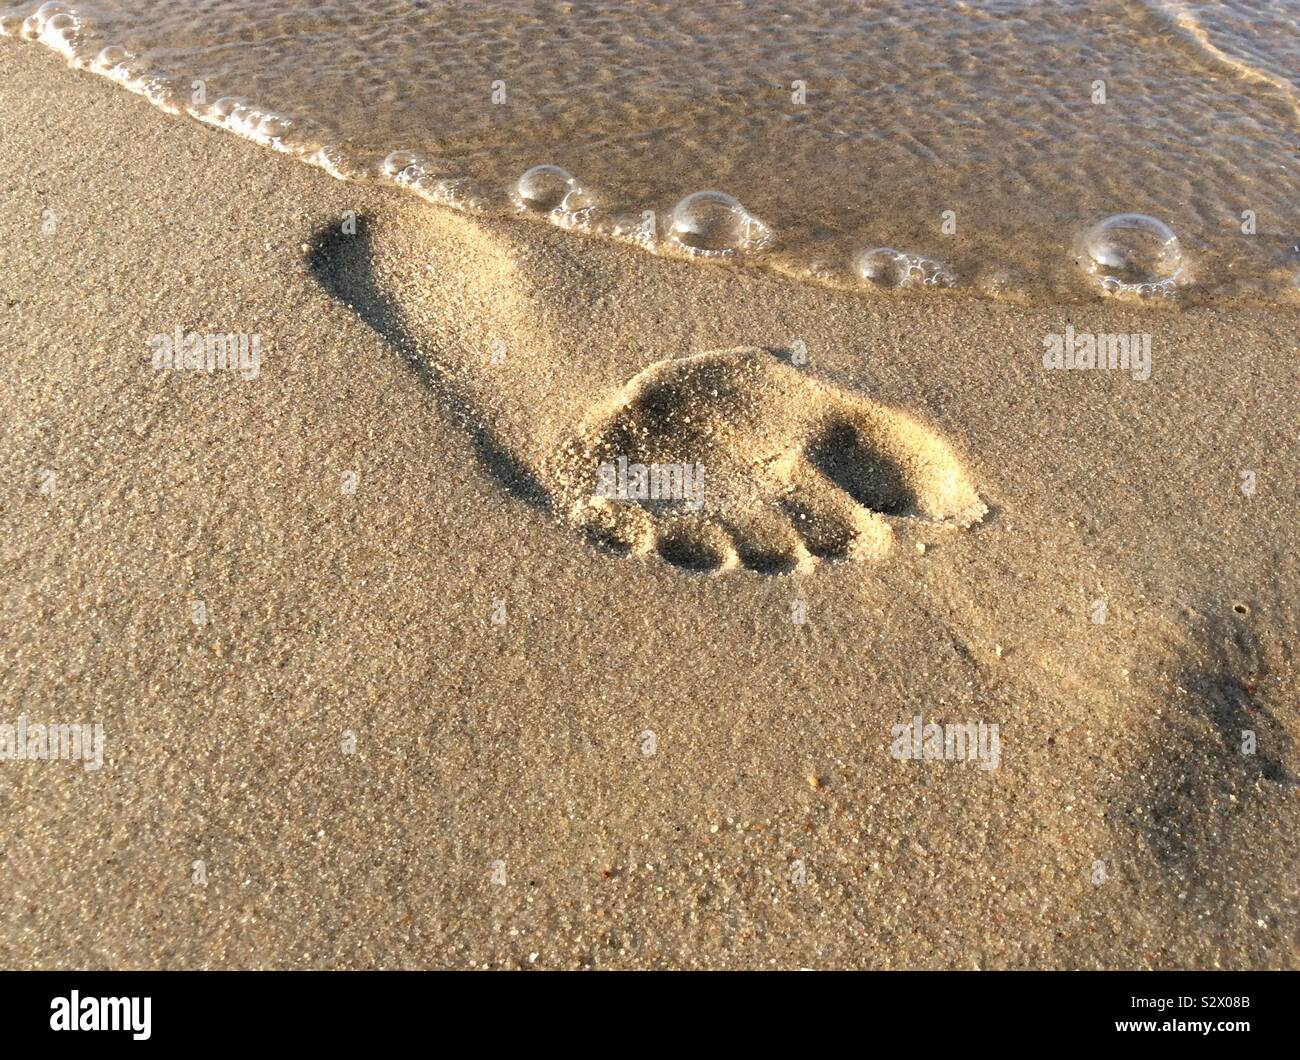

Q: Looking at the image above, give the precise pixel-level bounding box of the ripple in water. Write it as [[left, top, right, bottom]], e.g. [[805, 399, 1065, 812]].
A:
[[1080, 213, 1188, 297], [856, 247, 956, 288], [3, 0, 1297, 307], [665, 191, 772, 258]]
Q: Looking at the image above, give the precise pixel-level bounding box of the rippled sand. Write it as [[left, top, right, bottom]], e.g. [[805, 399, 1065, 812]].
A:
[[3, 0, 1299, 303]]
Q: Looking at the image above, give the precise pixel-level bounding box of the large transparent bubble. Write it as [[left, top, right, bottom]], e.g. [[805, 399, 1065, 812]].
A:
[[514, 164, 595, 227], [1080, 213, 1187, 296], [665, 191, 772, 257]]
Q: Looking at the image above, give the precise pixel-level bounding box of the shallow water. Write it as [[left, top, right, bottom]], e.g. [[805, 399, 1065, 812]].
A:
[[4, 0, 1298, 304]]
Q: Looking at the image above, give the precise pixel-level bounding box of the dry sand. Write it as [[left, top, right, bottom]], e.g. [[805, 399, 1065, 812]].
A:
[[1, 39, 1297, 969]]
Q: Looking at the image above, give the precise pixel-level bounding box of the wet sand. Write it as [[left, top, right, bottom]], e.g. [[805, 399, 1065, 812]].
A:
[[1, 40, 1297, 969]]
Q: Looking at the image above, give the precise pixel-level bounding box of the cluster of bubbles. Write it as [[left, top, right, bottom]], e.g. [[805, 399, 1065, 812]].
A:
[[497, 166, 1192, 304], [390, 155, 1201, 303], [195, 96, 297, 148], [380, 150, 481, 209], [855, 247, 957, 289], [17, 1, 79, 58], [509, 176, 772, 258], [8, 5, 182, 112], [493, 165, 1207, 304], [5, 3, 360, 170], [609, 212, 659, 251], [99, 52, 175, 109]]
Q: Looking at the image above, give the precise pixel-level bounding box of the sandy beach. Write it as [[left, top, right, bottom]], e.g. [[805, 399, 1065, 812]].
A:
[[1, 37, 1297, 969]]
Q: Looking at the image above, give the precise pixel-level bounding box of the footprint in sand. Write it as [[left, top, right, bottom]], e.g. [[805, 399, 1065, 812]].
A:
[[551, 349, 985, 573], [308, 215, 985, 574]]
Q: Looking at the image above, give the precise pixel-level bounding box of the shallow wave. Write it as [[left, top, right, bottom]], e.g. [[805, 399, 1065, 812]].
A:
[[1133, 0, 1300, 118], [4, 0, 1299, 307]]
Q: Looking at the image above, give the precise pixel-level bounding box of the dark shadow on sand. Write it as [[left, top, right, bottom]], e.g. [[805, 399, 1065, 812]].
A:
[[307, 215, 550, 511]]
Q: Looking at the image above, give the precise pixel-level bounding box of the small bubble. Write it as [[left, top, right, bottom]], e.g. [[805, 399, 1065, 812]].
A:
[[311, 145, 354, 179], [92, 44, 141, 81], [1080, 213, 1187, 295], [212, 96, 243, 120], [381, 150, 424, 180], [94, 45, 130, 70], [665, 191, 772, 257], [857, 247, 903, 284], [380, 152, 479, 208], [257, 113, 293, 141], [610, 211, 657, 250]]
